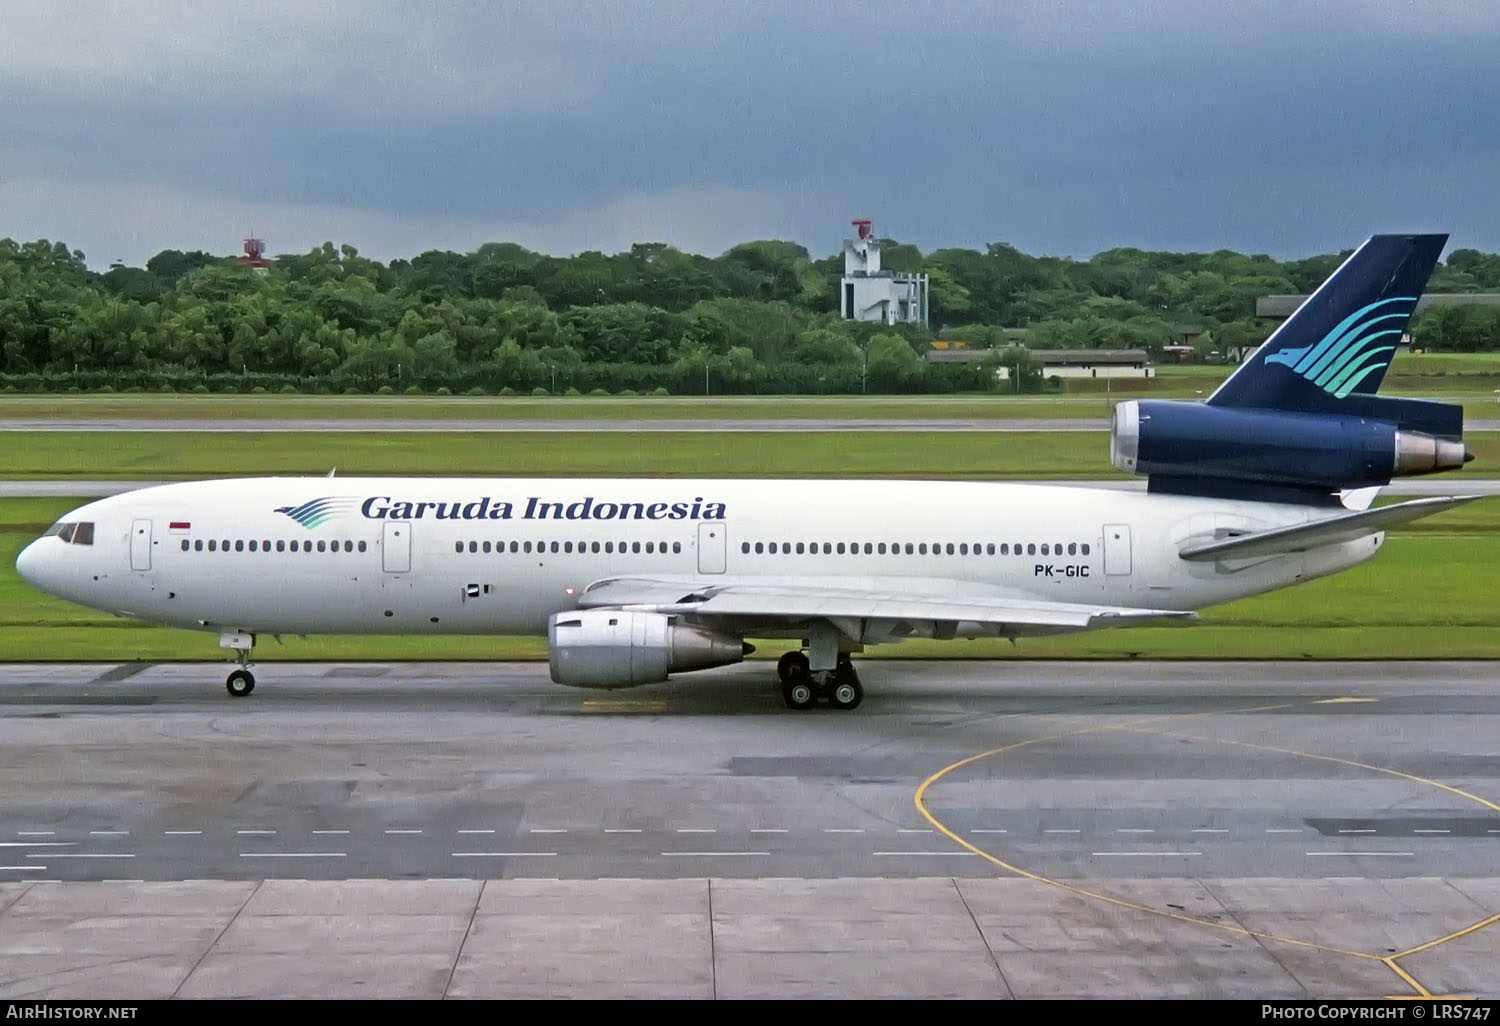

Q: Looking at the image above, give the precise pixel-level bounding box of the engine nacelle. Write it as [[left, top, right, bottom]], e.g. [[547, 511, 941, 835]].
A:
[[548, 610, 749, 689], [1111, 400, 1468, 491]]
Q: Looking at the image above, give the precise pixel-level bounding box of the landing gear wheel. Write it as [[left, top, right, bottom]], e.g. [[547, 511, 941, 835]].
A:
[[826, 677, 863, 711], [226, 669, 255, 698], [776, 650, 810, 684], [782, 672, 818, 711]]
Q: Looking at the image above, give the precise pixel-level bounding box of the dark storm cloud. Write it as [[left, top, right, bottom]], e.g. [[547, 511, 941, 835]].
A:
[[1, 1, 1496, 265]]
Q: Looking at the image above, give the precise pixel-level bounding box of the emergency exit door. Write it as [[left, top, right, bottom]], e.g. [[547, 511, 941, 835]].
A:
[[130, 519, 152, 571], [697, 522, 726, 574], [1103, 523, 1132, 576], [382, 521, 411, 573]]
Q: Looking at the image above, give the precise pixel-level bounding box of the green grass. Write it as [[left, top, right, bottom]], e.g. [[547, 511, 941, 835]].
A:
[[6, 429, 1500, 483], [1, 495, 1496, 662]]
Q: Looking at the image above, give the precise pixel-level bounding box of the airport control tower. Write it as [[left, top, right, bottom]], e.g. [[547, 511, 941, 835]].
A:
[[839, 219, 929, 326], [239, 235, 271, 274]]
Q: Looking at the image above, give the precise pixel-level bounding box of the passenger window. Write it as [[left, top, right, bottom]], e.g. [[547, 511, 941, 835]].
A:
[[468, 541, 477, 553], [919, 543, 928, 555], [877, 542, 886, 555], [276, 540, 284, 552], [195, 540, 203, 552], [317, 541, 326, 552], [263, 539, 271, 551], [593, 542, 601, 553], [987, 543, 995, 555], [795, 542, 804, 555], [604, 541, 613, 554], [455, 542, 463, 553], [645, 542, 654, 554], [836, 542, 845, 554], [1068, 543, 1076, 555], [222, 539, 230, 551], [904, 543, 913, 554], [960, 543, 968, 555], [631, 542, 640, 554], [742, 542, 750, 554], [864, 542, 872, 554], [510, 541, 519, 553], [249, 541, 258, 552], [672, 541, 681, 554], [565, 541, 574, 554], [181, 540, 189, 552], [524, 541, 532, 553], [235, 540, 244, 552], [1082, 543, 1091, 555], [290, 540, 300, 552], [1027, 543, 1036, 555], [344, 540, 353, 553], [1041, 544, 1049, 555], [358, 541, 366, 552], [822, 542, 832, 554], [483, 541, 491, 553], [946, 543, 955, 555], [208, 540, 217, 552]]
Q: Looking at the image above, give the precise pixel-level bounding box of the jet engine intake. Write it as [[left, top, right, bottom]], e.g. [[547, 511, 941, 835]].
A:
[[548, 609, 749, 688]]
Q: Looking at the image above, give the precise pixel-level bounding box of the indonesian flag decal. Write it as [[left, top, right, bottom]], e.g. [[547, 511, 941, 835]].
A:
[[168, 521, 191, 534]]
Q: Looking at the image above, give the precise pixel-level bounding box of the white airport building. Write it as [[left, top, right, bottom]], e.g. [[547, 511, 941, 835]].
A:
[[839, 219, 929, 326]]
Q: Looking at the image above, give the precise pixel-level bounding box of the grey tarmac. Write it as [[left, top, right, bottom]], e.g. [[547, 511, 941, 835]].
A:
[[0, 659, 1495, 998]]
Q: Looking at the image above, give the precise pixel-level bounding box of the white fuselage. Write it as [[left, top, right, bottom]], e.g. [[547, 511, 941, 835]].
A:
[[16, 477, 1381, 642]]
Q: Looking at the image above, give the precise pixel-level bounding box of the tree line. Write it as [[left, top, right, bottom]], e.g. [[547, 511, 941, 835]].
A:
[[1, 235, 1497, 395]]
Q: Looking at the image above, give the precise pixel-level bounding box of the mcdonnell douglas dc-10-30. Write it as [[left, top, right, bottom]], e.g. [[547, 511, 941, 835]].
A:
[[16, 234, 1476, 710]]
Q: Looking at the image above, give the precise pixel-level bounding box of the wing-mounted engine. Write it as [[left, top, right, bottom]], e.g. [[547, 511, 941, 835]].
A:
[[547, 610, 751, 688], [1111, 399, 1469, 495]]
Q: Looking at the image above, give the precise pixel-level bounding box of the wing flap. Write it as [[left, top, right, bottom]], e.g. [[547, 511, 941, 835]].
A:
[[578, 577, 1196, 631], [1178, 494, 1478, 562]]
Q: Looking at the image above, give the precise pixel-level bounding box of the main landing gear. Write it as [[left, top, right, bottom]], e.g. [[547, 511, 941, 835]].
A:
[[776, 651, 863, 711]]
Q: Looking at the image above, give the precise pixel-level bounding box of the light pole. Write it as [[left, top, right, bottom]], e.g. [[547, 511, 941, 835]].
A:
[[550, 365, 556, 393]]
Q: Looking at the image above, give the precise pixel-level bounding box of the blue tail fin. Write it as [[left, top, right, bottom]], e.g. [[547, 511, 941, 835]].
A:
[[1208, 233, 1447, 413]]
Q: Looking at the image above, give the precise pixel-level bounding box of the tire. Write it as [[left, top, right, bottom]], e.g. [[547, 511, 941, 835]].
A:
[[826, 677, 863, 711], [776, 650, 810, 684], [226, 669, 255, 697], [782, 673, 818, 710]]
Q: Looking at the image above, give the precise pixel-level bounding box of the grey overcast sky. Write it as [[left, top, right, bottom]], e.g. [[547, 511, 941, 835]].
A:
[[2, 0, 1496, 267]]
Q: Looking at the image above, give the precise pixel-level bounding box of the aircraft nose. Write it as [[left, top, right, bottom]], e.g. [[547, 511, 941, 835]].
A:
[[15, 538, 49, 591]]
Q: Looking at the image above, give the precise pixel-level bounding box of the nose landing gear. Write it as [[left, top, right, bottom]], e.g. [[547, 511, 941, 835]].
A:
[[220, 629, 256, 698], [226, 667, 255, 697]]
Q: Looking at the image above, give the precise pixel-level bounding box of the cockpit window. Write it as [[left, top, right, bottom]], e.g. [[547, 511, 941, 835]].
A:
[[44, 521, 94, 545]]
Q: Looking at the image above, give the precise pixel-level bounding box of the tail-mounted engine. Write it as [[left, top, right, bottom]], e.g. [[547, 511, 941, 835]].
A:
[[1111, 399, 1469, 492]]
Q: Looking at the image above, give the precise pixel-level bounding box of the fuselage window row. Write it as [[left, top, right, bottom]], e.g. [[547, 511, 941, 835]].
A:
[[738, 540, 1092, 557], [181, 539, 368, 553], [452, 540, 684, 555]]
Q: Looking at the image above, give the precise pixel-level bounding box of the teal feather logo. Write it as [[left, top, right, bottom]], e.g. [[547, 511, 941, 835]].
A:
[[1265, 296, 1416, 398], [274, 497, 359, 529]]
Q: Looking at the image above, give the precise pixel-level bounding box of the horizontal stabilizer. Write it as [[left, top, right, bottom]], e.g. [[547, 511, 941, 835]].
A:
[[1177, 494, 1478, 562]]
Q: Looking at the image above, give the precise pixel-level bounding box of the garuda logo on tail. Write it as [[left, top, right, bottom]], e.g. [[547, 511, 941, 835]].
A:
[[1264, 296, 1417, 398]]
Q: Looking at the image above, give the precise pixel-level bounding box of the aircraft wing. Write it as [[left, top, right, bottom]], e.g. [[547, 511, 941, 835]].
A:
[[1177, 494, 1479, 562], [576, 577, 1197, 635]]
